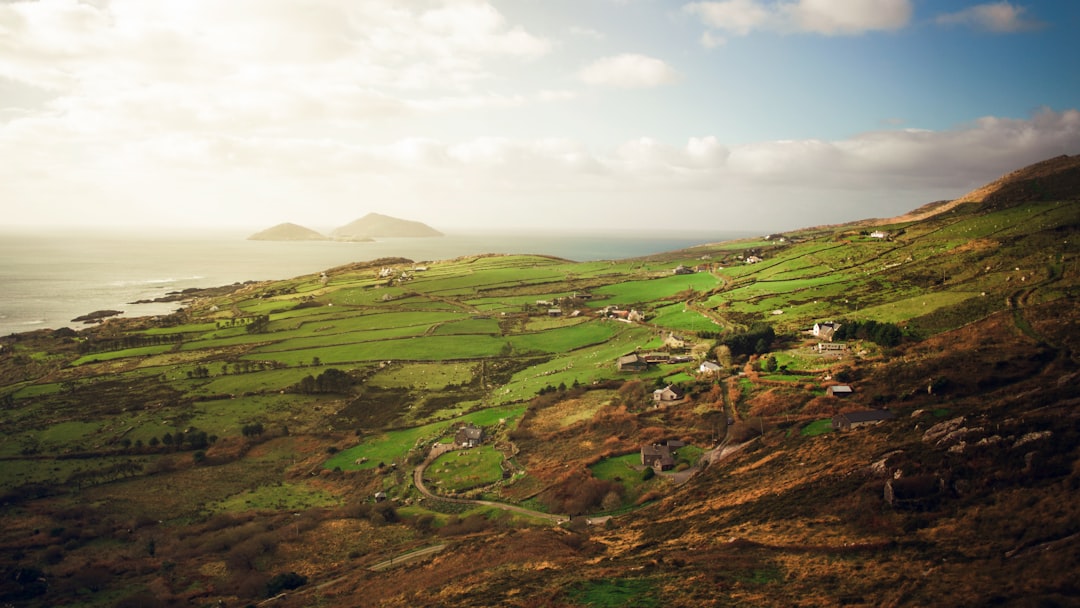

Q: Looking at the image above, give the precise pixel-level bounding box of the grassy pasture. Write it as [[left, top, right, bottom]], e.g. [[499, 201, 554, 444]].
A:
[[856, 291, 980, 323], [494, 326, 657, 403], [648, 302, 722, 333], [508, 321, 617, 355], [801, 419, 834, 436], [72, 344, 176, 366], [209, 482, 341, 513], [325, 404, 525, 471], [425, 445, 505, 492], [366, 362, 477, 391], [592, 272, 720, 305], [430, 317, 501, 336]]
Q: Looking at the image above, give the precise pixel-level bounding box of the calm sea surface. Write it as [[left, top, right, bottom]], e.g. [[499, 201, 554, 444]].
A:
[[0, 229, 749, 335]]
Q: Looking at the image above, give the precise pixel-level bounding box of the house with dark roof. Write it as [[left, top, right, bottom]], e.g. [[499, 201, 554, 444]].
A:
[[832, 409, 895, 432], [826, 384, 853, 397], [617, 353, 648, 372], [641, 444, 676, 472], [813, 322, 842, 341], [454, 425, 484, 448]]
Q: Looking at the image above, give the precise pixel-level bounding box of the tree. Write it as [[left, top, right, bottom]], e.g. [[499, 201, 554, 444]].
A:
[[764, 356, 778, 373], [315, 368, 351, 394], [242, 422, 265, 438]]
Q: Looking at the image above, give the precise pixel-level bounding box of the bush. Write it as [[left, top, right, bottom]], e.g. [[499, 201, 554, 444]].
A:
[[266, 572, 307, 597]]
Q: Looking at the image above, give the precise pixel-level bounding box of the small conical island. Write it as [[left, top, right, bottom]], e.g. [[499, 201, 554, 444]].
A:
[[247, 223, 329, 241], [331, 212, 443, 239]]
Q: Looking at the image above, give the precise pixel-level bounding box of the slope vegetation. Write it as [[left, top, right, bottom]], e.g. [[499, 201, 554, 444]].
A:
[[0, 156, 1077, 607]]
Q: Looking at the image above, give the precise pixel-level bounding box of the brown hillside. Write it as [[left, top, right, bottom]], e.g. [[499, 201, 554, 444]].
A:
[[954, 154, 1080, 209], [887, 154, 1080, 223]]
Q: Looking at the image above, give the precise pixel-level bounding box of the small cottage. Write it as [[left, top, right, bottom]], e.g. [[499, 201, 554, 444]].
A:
[[699, 360, 722, 374], [826, 384, 853, 397], [652, 385, 685, 405], [617, 353, 648, 372], [454, 425, 484, 448], [641, 444, 676, 472], [832, 409, 895, 431]]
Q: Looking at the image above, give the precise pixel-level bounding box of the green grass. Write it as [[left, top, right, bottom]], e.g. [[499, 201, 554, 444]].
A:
[[648, 302, 722, 333], [425, 445, 505, 492], [209, 482, 341, 513], [592, 272, 720, 305], [565, 578, 661, 608], [801, 419, 834, 436], [324, 404, 525, 471]]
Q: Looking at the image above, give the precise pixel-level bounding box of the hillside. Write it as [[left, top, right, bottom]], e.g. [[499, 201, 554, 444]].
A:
[[248, 222, 329, 241], [889, 154, 1080, 222], [331, 213, 443, 239], [0, 157, 1077, 607]]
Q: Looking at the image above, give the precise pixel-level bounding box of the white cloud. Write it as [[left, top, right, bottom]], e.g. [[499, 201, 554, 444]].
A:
[[685, 0, 770, 35], [685, 0, 912, 38], [569, 25, 606, 40], [578, 53, 679, 88], [935, 2, 1043, 33], [784, 0, 911, 35]]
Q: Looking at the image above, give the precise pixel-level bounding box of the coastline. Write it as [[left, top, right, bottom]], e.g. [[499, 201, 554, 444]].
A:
[[0, 229, 753, 336]]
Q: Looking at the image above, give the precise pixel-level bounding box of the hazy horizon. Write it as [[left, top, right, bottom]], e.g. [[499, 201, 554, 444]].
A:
[[1, 1, 1078, 233]]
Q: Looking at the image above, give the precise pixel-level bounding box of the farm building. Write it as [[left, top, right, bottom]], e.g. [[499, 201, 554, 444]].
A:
[[817, 342, 847, 354], [832, 409, 895, 431], [813, 322, 842, 341], [653, 385, 685, 405], [827, 385, 854, 397], [664, 333, 687, 350], [641, 444, 676, 472], [455, 425, 484, 448], [617, 353, 648, 372], [699, 360, 722, 374]]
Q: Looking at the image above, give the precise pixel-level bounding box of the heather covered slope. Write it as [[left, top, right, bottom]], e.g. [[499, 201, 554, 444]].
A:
[[0, 157, 1077, 607]]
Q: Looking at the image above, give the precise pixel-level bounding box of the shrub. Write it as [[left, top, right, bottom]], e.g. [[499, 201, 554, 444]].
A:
[[265, 572, 307, 597]]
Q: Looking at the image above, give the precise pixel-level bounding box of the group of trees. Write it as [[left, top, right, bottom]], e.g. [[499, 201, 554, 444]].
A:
[[292, 368, 352, 394], [721, 323, 776, 356], [116, 427, 215, 454], [245, 315, 271, 334], [76, 332, 182, 354], [833, 319, 904, 347]]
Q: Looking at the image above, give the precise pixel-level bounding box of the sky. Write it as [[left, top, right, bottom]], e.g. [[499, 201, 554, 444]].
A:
[[1, 0, 1078, 234]]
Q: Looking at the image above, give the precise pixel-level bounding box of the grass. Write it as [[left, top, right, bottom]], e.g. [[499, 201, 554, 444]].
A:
[[565, 578, 661, 608], [209, 482, 341, 513], [324, 404, 525, 471], [801, 419, 834, 436], [425, 445, 505, 492]]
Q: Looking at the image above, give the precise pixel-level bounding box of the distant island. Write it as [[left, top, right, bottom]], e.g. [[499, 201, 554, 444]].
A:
[[248, 214, 442, 242], [331, 212, 443, 240], [248, 223, 330, 241]]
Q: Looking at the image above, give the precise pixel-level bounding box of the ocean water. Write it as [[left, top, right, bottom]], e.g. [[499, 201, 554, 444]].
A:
[[0, 228, 749, 335]]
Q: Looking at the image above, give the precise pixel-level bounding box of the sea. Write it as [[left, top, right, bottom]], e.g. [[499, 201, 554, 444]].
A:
[[0, 228, 751, 336]]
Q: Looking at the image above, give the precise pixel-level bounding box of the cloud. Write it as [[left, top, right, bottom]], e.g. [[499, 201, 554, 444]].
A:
[[569, 25, 606, 40], [685, 0, 912, 38], [935, 2, 1044, 33], [578, 53, 679, 88]]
